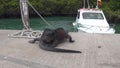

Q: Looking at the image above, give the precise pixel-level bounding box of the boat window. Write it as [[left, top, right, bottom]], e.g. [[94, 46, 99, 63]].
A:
[[82, 12, 104, 19], [77, 12, 80, 19]]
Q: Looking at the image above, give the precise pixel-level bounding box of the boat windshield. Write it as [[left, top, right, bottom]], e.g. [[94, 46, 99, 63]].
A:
[[83, 12, 104, 19]]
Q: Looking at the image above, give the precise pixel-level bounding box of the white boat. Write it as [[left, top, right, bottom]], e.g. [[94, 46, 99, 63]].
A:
[[73, 8, 115, 34]]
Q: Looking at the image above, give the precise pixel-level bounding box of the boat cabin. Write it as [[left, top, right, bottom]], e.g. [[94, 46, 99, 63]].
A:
[[73, 8, 115, 33]]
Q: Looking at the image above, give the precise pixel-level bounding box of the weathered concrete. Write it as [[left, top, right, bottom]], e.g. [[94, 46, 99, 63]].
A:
[[0, 30, 120, 68]]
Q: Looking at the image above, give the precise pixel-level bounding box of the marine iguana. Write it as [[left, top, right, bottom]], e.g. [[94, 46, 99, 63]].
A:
[[29, 28, 81, 53]]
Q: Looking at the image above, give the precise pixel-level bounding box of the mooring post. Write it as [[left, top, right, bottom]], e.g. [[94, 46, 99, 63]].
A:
[[8, 0, 41, 38], [20, 0, 30, 30]]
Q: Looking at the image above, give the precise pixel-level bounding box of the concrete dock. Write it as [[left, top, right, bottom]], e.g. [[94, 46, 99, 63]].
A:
[[0, 30, 120, 68]]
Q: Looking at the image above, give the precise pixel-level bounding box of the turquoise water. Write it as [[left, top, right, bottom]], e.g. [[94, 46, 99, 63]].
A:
[[0, 16, 76, 32], [0, 18, 23, 30], [114, 23, 120, 33], [0, 16, 119, 33]]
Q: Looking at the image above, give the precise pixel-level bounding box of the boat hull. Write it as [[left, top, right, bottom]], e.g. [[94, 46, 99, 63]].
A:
[[73, 22, 115, 34]]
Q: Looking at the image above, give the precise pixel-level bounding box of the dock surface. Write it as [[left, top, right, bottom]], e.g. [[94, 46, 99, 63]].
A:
[[0, 30, 120, 68]]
